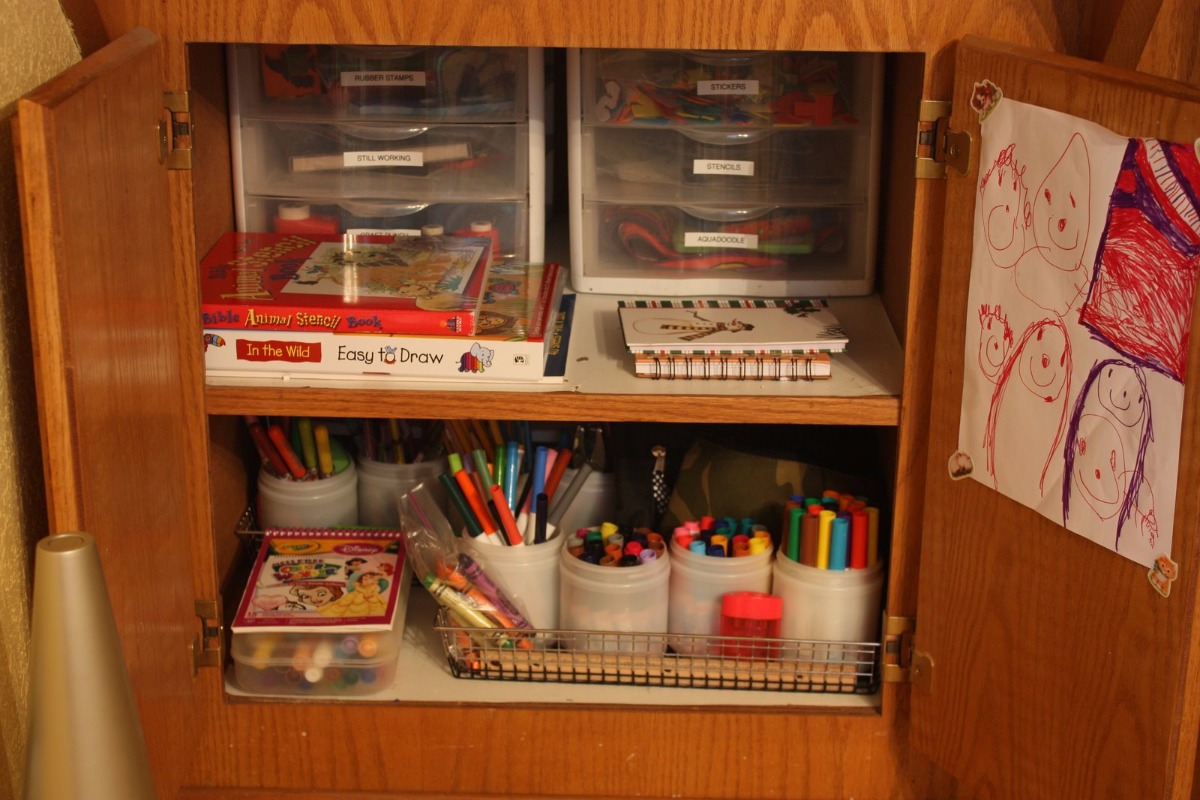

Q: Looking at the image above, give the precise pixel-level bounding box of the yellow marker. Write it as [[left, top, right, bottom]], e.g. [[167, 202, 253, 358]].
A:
[[296, 417, 318, 474], [314, 423, 334, 477], [748, 537, 769, 555], [817, 509, 836, 569], [866, 507, 880, 567], [388, 419, 405, 463]]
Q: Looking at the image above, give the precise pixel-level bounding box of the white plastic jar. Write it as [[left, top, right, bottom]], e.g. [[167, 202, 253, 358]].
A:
[[256, 461, 358, 530]]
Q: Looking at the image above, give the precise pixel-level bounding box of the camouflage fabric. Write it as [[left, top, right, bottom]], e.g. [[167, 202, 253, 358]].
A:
[[659, 437, 875, 541]]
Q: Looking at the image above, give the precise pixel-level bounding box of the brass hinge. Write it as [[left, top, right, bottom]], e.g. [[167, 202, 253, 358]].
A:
[[915, 100, 970, 179], [159, 90, 193, 170], [191, 599, 223, 675], [880, 614, 933, 692]]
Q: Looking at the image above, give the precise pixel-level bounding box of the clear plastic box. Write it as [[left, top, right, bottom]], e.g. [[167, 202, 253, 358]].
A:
[[236, 119, 529, 200], [231, 562, 412, 697], [579, 49, 877, 128], [582, 125, 873, 203], [239, 197, 531, 261], [569, 48, 882, 296], [576, 201, 873, 296], [231, 44, 530, 122]]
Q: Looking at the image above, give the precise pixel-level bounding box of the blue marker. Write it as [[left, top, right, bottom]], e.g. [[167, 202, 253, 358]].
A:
[[504, 441, 520, 511], [829, 514, 850, 570]]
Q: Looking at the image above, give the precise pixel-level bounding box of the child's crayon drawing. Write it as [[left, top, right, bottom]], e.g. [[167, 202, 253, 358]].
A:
[[959, 95, 1200, 569]]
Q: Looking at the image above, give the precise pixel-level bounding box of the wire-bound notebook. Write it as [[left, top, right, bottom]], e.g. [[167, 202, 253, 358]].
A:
[[633, 352, 832, 381]]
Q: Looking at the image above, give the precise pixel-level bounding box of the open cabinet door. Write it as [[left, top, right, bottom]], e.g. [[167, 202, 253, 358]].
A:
[[15, 28, 201, 796], [912, 36, 1200, 799]]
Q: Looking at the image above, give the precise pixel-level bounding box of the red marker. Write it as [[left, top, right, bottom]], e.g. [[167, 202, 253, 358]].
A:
[[850, 509, 869, 569]]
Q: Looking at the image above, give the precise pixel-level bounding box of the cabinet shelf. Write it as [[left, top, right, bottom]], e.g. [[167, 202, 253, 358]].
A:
[[223, 585, 882, 711], [205, 292, 904, 425]]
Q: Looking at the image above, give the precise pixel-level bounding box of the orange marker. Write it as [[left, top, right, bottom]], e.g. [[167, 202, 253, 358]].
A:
[[454, 469, 499, 543], [543, 447, 573, 502], [267, 423, 308, 479]]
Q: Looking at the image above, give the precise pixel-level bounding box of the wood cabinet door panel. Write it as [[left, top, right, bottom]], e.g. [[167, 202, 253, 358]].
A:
[[913, 35, 1200, 800], [15, 27, 201, 797]]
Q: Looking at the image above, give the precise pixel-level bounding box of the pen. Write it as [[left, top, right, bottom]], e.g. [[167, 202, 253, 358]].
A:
[[534, 492, 549, 544]]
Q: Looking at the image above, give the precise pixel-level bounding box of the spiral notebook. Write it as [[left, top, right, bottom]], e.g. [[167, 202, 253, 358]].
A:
[[633, 352, 832, 381], [618, 298, 848, 355]]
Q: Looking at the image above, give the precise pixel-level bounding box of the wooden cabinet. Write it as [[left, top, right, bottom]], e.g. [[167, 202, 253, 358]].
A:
[[15, 2, 1200, 798]]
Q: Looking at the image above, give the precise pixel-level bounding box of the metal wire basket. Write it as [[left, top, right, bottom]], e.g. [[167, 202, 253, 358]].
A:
[[433, 609, 880, 693]]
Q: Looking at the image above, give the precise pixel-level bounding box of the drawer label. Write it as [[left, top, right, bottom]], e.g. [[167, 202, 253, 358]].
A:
[[684, 231, 759, 249], [343, 150, 425, 168], [693, 158, 755, 176], [341, 70, 427, 86], [696, 79, 759, 96], [345, 228, 422, 238]]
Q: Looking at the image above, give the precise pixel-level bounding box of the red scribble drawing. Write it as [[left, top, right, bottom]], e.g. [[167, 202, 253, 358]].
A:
[[1062, 358, 1156, 550], [1014, 132, 1093, 317], [1079, 138, 1200, 382], [976, 304, 1014, 380], [978, 134, 1093, 317], [978, 143, 1029, 269], [982, 317, 1073, 495]]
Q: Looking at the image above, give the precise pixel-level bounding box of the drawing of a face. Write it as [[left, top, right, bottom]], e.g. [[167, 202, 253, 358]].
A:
[[1033, 133, 1091, 271], [977, 305, 1013, 380], [1017, 321, 1069, 402], [1095, 362, 1147, 428], [1072, 415, 1124, 519], [979, 144, 1027, 268]]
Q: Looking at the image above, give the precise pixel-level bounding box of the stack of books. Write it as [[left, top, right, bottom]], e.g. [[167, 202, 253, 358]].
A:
[[200, 232, 569, 383], [617, 298, 848, 381]]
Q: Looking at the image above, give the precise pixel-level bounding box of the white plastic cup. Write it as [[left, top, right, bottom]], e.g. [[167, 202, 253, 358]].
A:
[[256, 461, 358, 530], [771, 554, 883, 660], [465, 535, 561, 629], [356, 456, 447, 528], [555, 470, 617, 535], [667, 536, 773, 654], [558, 534, 670, 652]]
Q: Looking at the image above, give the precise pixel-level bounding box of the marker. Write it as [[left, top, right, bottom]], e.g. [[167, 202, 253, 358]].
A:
[[850, 509, 869, 569], [829, 514, 850, 570], [244, 415, 288, 478], [471, 448, 494, 493], [440, 472, 482, 539], [817, 509, 836, 569], [504, 441, 520, 512], [296, 417, 318, 475], [787, 506, 803, 562], [801, 509, 820, 567], [544, 447, 573, 502], [489, 483, 523, 545], [267, 423, 307, 479], [866, 507, 880, 567], [313, 423, 334, 478], [454, 468, 500, 545]]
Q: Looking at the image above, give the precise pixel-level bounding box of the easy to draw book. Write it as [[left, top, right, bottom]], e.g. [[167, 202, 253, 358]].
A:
[[200, 232, 492, 336], [204, 261, 570, 383], [618, 298, 848, 355], [232, 531, 408, 632]]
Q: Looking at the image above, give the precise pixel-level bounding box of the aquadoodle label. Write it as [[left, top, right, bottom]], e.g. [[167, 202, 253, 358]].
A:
[[341, 70, 426, 86], [696, 79, 759, 96], [693, 159, 755, 176], [342, 150, 423, 168], [683, 231, 758, 249]]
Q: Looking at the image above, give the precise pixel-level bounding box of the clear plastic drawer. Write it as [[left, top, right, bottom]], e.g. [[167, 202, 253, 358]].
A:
[[230, 44, 531, 122], [573, 202, 875, 296], [236, 120, 529, 200]]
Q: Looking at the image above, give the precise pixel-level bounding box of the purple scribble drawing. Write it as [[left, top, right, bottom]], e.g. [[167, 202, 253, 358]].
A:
[[1062, 358, 1156, 550], [1079, 138, 1200, 383]]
